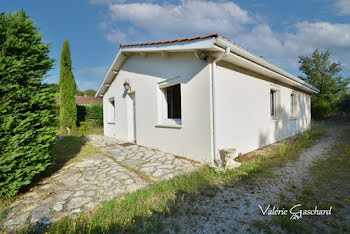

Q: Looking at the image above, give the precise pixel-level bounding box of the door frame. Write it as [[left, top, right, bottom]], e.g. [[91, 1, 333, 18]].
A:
[[128, 92, 136, 143]]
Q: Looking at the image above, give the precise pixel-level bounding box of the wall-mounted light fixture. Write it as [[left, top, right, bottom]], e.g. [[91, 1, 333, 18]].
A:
[[123, 81, 130, 91], [194, 50, 207, 61], [112, 70, 118, 74], [199, 53, 207, 61]]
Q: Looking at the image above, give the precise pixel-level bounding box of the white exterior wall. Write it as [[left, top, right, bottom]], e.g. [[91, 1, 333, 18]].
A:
[[103, 53, 213, 163], [215, 62, 311, 155]]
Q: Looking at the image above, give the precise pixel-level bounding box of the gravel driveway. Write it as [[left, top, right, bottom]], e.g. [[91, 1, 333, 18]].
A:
[[162, 124, 339, 233]]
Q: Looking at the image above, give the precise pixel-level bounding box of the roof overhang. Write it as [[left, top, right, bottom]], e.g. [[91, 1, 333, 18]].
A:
[[213, 37, 319, 94], [96, 36, 318, 97], [95, 37, 218, 97]]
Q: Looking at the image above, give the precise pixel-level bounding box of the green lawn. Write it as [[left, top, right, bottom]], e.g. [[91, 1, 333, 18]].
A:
[[53, 136, 101, 166], [51, 122, 103, 171], [48, 123, 325, 233]]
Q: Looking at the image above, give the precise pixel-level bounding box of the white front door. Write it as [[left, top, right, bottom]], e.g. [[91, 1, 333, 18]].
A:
[[129, 93, 136, 142]]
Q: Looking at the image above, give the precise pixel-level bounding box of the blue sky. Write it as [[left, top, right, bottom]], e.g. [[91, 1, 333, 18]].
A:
[[2, 0, 350, 90]]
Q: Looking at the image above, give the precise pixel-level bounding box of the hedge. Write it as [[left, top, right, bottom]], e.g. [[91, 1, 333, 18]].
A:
[[77, 103, 103, 125]]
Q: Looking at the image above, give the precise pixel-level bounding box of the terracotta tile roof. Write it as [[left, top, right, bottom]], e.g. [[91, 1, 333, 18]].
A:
[[119, 33, 263, 60], [120, 33, 219, 47], [56, 96, 103, 105]]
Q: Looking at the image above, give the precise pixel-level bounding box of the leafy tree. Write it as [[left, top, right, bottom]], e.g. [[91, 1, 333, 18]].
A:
[[0, 11, 56, 196], [83, 89, 96, 97], [299, 50, 349, 118], [75, 89, 96, 96], [59, 40, 77, 133], [339, 93, 350, 113], [76, 88, 84, 96]]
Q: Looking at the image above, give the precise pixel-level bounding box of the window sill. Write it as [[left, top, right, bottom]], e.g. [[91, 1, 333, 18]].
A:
[[107, 122, 116, 124], [271, 117, 281, 122], [155, 124, 183, 129]]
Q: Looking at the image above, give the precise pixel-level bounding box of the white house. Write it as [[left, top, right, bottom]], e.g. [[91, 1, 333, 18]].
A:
[[95, 34, 318, 165]]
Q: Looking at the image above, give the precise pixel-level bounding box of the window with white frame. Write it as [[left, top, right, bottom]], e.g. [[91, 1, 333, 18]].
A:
[[270, 88, 279, 119], [108, 97, 115, 123], [290, 92, 297, 118], [161, 84, 182, 124]]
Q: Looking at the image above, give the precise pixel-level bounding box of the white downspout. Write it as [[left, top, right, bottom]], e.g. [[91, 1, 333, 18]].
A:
[[212, 47, 230, 166]]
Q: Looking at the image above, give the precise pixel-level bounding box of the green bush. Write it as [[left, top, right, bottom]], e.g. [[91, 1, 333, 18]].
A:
[[0, 11, 56, 197], [339, 94, 350, 113], [77, 104, 103, 126], [77, 105, 87, 123], [86, 103, 103, 120], [311, 98, 337, 119]]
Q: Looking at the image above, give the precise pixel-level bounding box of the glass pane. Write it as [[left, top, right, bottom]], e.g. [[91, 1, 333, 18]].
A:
[[166, 84, 181, 119], [270, 90, 275, 116]]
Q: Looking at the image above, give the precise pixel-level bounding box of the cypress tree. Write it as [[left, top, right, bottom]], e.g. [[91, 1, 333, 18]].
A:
[[59, 40, 77, 133], [0, 11, 56, 196]]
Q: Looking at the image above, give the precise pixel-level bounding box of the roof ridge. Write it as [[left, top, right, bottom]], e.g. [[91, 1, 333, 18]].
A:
[[119, 33, 264, 60], [120, 33, 218, 47]]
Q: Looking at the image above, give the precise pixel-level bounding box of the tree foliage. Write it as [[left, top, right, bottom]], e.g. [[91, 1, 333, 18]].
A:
[[0, 11, 56, 196], [47, 83, 60, 94], [339, 93, 350, 113], [59, 40, 77, 133], [299, 50, 349, 118], [76, 88, 84, 96], [82, 89, 96, 97], [75, 89, 96, 96]]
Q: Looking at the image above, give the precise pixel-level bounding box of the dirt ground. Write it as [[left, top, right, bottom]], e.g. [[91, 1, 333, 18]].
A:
[[161, 121, 350, 233]]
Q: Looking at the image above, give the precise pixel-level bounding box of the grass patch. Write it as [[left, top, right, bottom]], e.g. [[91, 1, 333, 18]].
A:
[[57, 123, 104, 137], [53, 136, 101, 168], [77, 122, 104, 136], [25, 135, 102, 194], [251, 220, 273, 234], [47, 124, 325, 233]]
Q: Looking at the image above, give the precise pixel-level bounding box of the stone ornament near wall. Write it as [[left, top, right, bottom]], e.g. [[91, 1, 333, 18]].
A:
[[220, 148, 241, 169]]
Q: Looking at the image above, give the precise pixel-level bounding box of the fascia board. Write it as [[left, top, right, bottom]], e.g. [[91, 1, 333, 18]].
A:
[[215, 38, 319, 94], [96, 37, 217, 97]]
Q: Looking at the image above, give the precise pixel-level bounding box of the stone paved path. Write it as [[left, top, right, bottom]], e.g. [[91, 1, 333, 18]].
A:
[[1, 135, 199, 232]]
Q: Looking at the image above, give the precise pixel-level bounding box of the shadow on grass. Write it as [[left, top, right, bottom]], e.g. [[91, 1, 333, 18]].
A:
[[0, 136, 88, 227], [19, 136, 87, 195]]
